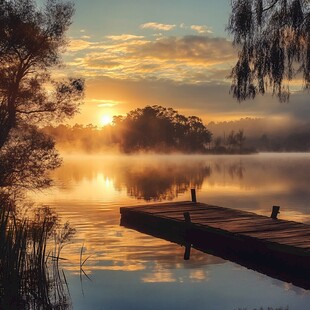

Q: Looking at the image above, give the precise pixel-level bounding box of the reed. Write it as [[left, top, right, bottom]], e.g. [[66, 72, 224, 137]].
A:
[[0, 193, 74, 309]]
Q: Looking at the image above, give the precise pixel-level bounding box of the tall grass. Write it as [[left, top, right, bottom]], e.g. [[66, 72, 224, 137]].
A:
[[0, 193, 74, 309]]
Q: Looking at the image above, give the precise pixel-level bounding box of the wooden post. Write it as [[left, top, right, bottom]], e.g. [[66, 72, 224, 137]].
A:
[[184, 244, 191, 260], [183, 212, 191, 223], [191, 189, 197, 203], [183, 212, 192, 260], [271, 206, 280, 219]]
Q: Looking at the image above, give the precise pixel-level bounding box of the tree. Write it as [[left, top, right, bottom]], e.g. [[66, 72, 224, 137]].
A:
[[0, 0, 84, 190], [226, 130, 237, 150], [228, 0, 310, 102], [235, 129, 246, 150], [112, 105, 212, 153]]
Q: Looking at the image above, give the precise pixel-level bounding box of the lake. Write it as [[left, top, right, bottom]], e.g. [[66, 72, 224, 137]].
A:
[[34, 153, 310, 310]]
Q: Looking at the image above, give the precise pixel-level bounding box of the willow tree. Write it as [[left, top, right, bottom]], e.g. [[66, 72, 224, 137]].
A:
[[228, 0, 310, 102], [0, 0, 84, 189]]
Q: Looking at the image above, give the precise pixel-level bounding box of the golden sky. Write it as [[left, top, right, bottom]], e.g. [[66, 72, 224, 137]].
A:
[[51, 0, 310, 127]]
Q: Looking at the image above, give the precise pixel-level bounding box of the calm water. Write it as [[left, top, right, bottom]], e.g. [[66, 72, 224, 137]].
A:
[[34, 153, 310, 310]]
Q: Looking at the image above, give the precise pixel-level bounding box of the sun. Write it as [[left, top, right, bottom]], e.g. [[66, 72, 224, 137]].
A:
[[99, 114, 113, 126]]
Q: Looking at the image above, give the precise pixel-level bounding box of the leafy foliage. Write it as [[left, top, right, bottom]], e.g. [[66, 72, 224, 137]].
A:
[[228, 0, 310, 101], [112, 105, 212, 153], [0, 125, 61, 190], [0, 0, 83, 190], [0, 2, 78, 307]]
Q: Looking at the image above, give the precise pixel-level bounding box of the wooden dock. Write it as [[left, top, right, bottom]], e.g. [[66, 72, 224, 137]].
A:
[[120, 201, 310, 290]]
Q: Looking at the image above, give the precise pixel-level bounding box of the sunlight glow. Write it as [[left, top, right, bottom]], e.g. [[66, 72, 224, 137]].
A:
[[100, 114, 113, 126]]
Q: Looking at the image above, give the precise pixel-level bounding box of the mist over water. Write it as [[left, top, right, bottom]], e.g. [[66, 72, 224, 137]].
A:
[[33, 153, 310, 310]]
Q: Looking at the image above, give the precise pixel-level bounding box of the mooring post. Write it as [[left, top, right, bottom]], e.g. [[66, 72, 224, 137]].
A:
[[184, 243, 191, 260], [271, 206, 280, 219], [191, 188, 197, 203], [183, 212, 192, 260], [183, 211, 191, 223]]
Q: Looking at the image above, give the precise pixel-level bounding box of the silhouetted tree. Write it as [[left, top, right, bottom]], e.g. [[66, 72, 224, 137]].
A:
[[0, 0, 83, 189], [235, 129, 246, 150], [227, 130, 237, 150], [0, 125, 60, 189], [228, 0, 310, 102], [226, 129, 247, 152], [112, 105, 212, 153]]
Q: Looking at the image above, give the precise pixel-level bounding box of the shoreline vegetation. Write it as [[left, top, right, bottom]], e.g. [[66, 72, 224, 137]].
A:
[[41, 106, 310, 155], [42, 105, 309, 155], [0, 193, 75, 309], [0, 0, 83, 308], [43, 105, 257, 155]]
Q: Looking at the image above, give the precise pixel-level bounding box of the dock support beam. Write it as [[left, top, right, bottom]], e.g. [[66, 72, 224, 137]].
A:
[[183, 212, 192, 260], [183, 212, 191, 223], [271, 206, 280, 219], [184, 244, 191, 260], [191, 189, 197, 203]]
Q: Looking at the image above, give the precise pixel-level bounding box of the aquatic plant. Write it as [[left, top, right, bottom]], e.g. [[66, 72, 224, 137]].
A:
[[0, 193, 74, 309]]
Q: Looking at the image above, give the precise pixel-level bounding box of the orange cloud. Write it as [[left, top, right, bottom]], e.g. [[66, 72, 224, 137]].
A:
[[132, 36, 235, 63], [66, 34, 236, 84], [68, 39, 94, 52], [191, 25, 213, 34], [140, 22, 176, 31], [106, 34, 145, 41]]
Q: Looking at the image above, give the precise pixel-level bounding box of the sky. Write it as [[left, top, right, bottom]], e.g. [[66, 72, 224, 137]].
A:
[[47, 0, 310, 127]]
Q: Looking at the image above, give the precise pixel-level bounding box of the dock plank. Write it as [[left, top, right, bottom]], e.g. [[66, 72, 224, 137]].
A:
[[120, 201, 310, 289], [121, 201, 310, 247], [121, 201, 310, 254]]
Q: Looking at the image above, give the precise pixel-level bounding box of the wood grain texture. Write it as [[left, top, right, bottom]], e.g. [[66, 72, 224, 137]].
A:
[[120, 201, 310, 251]]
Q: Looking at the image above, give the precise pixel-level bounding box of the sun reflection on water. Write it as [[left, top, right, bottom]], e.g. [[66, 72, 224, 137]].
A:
[[32, 154, 310, 287]]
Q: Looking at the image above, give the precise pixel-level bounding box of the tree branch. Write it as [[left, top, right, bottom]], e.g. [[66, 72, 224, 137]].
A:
[[262, 0, 280, 13], [16, 108, 56, 115]]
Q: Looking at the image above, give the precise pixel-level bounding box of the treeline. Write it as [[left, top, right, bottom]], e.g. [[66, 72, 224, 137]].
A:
[[112, 106, 212, 153], [44, 104, 310, 154], [42, 105, 258, 154], [42, 105, 262, 154], [250, 131, 310, 152], [43, 106, 213, 153]]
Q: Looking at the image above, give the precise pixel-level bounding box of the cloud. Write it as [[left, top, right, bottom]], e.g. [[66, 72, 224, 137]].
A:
[[106, 34, 145, 41], [191, 25, 213, 34], [84, 57, 121, 69], [68, 39, 94, 52], [140, 22, 176, 31], [66, 34, 236, 84], [132, 35, 235, 64], [89, 99, 124, 107], [86, 76, 310, 122]]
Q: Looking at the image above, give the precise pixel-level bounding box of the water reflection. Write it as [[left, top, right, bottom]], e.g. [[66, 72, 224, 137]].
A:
[[115, 161, 211, 201], [32, 154, 310, 309], [50, 154, 310, 221], [52, 155, 212, 201], [36, 153, 310, 272]]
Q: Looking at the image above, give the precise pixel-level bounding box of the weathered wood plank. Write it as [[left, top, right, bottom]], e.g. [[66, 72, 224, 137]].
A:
[[120, 200, 310, 290], [120, 201, 310, 280]]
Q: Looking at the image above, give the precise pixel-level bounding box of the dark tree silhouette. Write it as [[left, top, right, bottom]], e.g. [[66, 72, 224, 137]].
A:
[[112, 105, 212, 153], [0, 0, 84, 190], [0, 125, 61, 189], [235, 129, 246, 150], [228, 0, 310, 102]]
